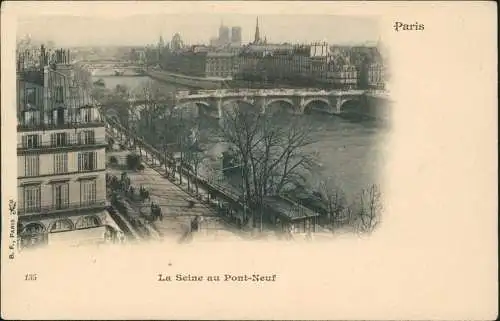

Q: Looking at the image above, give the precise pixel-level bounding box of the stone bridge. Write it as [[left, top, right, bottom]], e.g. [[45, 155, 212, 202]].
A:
[[77, 60, 145, 76], [130, 89, 367, 117]]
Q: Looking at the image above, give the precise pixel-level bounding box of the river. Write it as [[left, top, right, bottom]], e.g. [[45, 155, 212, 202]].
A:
[[96, 75, 389, 203]]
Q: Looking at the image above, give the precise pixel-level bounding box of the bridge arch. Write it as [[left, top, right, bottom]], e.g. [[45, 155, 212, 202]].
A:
[[176, 100, 213, 117], [339, 98, 362, 113], [264, 98, 295, 114], [302, 98, 332, 114], [177, 100, 211, 109], [221, 99, 256, 115]]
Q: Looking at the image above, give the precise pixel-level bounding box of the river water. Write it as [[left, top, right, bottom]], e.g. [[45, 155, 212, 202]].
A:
[[96, 76, 389, 202]]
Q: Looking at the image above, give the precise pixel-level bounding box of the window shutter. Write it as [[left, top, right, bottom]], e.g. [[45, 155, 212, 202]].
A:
[[34, 155, 40, 176], [78, 153, 82, 171], [92, 152, 97, 170], [64, 183, 69, 205], [22, 136, 27, 148], [50, 133, 56, 146], [52, 184, 56, 208]]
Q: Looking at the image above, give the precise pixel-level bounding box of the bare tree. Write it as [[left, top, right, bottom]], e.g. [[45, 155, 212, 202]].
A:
[[185, 149, 205, 195], [219, 106, 315, 229], [318, 178, 348, 229], [353, 184, 383, 233], [133, 80, 174, 146], [91, 83, 131, 126], [183, 121, 204, 195]]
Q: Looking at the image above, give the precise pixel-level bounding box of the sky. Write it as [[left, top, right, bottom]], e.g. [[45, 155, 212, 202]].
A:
[[17, 13, 380, 47]]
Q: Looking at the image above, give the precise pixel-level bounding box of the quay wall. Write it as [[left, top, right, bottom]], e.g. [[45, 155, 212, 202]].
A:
[[146, 70, 225, 90]]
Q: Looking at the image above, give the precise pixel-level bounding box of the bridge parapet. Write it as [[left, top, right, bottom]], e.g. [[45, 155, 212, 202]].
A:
[[174, 89, 366, 98], [126, 88, 370, 116]]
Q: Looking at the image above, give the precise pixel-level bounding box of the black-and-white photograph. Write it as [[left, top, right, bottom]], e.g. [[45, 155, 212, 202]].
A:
[[3, 2, 498, 320], [14, 11, 391, 250]]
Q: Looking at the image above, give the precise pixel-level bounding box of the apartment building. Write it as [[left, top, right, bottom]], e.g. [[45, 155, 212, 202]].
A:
[[16, 46, 122, 249], [326, 64, 359, 89], [367, 63, 385, 89], [205, 52, 238, 78]]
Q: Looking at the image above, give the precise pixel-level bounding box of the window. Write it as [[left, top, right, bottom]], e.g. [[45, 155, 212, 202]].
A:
[[26, 88, 36, 105], [69, 87, 79, 100], [23, 184, 41, 213], [52, 182, 69, 210], [53, 153, 68, 174], [24, 154, 40, 177], [55, 86, 64, 103], [51, 132, 67, 147], [79, 130, 95, 145], [53, 108, 66, 126], [23, 134, 40, 149], [78, 151, 97, 171], [22, 223, 44, 235], [80, 107, 93, 123], [80, 179, 96, 206], [51, 219, 72, 232], [76, 215, 100, 229]]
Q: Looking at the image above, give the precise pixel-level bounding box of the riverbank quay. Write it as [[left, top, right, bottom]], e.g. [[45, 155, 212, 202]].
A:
[[106, 118, 328, 238], [146, 70, 226, 90], [106, 140, 250, 242]]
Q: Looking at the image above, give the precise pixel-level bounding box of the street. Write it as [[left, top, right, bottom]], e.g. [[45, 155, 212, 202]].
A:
[[107, 148, 246, 242]]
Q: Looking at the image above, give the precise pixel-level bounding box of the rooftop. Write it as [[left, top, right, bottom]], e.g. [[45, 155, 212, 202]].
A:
[[207, 52, 236, 57], [264, 195, 320, 221]]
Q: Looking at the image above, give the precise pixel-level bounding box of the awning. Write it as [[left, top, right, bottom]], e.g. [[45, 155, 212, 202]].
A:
[[48, 226, 109, 247]]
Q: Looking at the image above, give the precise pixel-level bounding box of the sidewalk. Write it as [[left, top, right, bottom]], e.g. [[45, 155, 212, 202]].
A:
[[107, 147, 246, 241], [108, 129, 284, 240]]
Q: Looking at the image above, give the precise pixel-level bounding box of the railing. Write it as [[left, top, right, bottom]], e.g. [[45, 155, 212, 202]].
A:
[[17, 137, 107, 150], [17, 120, 106, 131], [18, 167, 106, 179], [18, 199, 107, 216], [108, 120, 318, 223], [366, 89, 390, 99], [106, 119, 243, 201], [174, 88, 366, 100]]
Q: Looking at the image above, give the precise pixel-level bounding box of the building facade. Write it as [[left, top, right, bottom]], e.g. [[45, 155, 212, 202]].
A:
[[162, 50, 208, 77], [235, 44, 315, 86], [162, 49, 238, 79], [16, 46, 121, 249], [236, 40, 387, 89], [367, 63, 385, 89], [205, 52, 238, 78], [326, 64, 358, 89]]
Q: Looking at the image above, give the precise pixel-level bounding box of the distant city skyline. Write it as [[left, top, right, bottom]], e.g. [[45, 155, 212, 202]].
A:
[[17, 14, 380, 47]]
